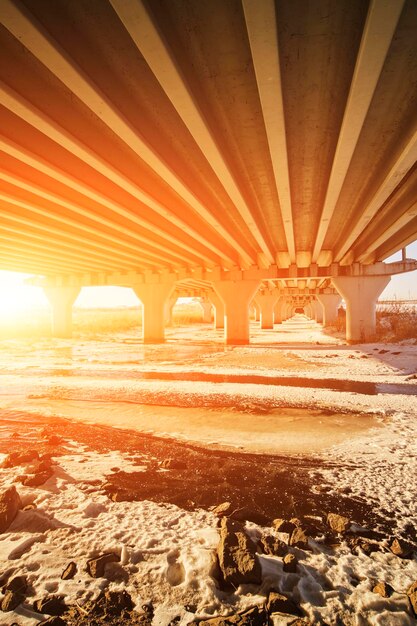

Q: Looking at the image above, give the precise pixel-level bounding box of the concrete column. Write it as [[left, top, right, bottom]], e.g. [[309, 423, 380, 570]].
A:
[[252, 301, 261, 322], [199, 298, 213, 323], [44, 286, 80, 338], [133, 282, 175, 343], [256, 290, 280, 329], [164, 294, 178, 327], [274, 297, 285, 324], [314, 299, 324, 323], [211, 280, 261, 344], [208, 292, 225, 329], [332, 275, 390, 342], [316, 293, 342, 326]]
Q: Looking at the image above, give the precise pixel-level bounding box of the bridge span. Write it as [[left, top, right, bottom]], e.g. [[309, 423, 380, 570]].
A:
[[1, 0, 417, 343]]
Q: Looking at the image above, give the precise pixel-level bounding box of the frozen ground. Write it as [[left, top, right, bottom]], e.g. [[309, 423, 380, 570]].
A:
[[0, 317, 416, 625]]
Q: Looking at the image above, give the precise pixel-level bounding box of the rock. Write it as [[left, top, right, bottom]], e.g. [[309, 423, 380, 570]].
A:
[[326, 513, 350, 533], [195, 605, 267, 625], [407, 581, 417, 617], [86, 552, 120, 578], [1, 591, 24, 611], [212, 502, 232, 517], [0, 486, 22, 533], [289, 527, 309, 550], [103, 589, 134, 614], [273, 518, 297, 534], [2, 575, 27, 594], [34, 596, 67, 616], [217, 517, 262, 586], [23, 470, 53, 487], [161, 458, 187, 470], [289, 517, 302, 527], [266, 591, 302, 616], [61, 561, 77, 580], [1, 450, 39, 468], [372, 581, 394, 598], [283, 553, 298, 573], [259, 535, 287, 557], [389, 537, 412, 558], [44, 435, 62, 446]]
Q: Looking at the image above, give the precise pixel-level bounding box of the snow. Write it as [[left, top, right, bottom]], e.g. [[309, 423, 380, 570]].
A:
[[0, 318, 416, 624]]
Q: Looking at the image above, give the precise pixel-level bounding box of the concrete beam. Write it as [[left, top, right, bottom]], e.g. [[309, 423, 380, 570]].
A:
[[243, 0, 295, 264], [312, 0, 405, 262]]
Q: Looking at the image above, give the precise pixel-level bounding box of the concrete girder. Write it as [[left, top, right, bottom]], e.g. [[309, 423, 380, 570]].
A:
[[110, 0, 270, 268], [0, 194, 188, 270], [0, 2, 250, 269], [376, 217, 417, 262], [336, 126, 417, 263], [242, 0, 295, 264], [0, 169, 210, 268], [0, 84, 234, 268], [312, 0, 405, 262]]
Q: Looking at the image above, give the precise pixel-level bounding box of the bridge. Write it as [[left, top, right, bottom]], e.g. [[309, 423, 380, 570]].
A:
[[1, 0, 417, 343]]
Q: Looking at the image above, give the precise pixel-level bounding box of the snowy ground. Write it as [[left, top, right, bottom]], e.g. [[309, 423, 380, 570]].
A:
[[0, 317, 416, 625]]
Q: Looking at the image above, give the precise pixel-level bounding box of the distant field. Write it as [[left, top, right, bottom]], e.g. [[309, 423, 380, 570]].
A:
[[0, 302, 207, 339]]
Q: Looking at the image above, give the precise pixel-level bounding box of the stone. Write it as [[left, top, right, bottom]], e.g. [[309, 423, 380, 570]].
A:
[[217, 517, 262, 586], [1, 450, 39, 468], [23, 470, 53, 487], [289, 527, 309, 550], [194, 605, 267, 625], [260, 535, 287, 557], [389, 537, 412, 558], [283, 553, 298, 573], [266, 591, 302, 616], [103, 589, 134, 614], [45, 435, 62, 446], [372, 581, 394, 598], [1, 591, 24, 611], [0, 486, 22, 533], [407, 581, 417, 617], [212, 502, 232, 517], [273, 518, 297, 534], [161, 458, 187, 470], [61, 561, 77, 580], [33, 595, 67, 616], [326, 513, 350, 533], [2, 575, 27, 594], [86, 552, 120, 578]]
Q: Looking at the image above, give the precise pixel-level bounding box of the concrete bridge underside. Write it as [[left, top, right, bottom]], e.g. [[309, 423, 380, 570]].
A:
[[0, 0, 417, 343]]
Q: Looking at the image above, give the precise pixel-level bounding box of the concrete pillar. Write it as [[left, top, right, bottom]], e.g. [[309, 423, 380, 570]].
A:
[[164, 294, 178, 327], [208, 292, 225, 329], [314, 299, 324, 323], [211, 280, 261, 344], [199, 298, 213, 323], [252, 301, 261, 322], [274, 297, 285, 324], [44, 286, 80, 338], [316, 293, 342, 326], [256, 290, 280, 329], [133, 282, 175, 343], [332, 275, 390, 342]]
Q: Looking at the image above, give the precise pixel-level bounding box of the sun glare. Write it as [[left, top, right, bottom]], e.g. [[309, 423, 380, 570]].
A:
[[0, 271, 47, 323]]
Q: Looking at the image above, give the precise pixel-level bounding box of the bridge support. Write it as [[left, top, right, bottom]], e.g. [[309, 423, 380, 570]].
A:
[[212, 280, 261, 344], [332, 275, 390, 342], [133, 282, 175, 343], [274, 297, 285, 324], [256, 290, 279, 329], [208, 292, 225, 329], [313, 300, 323, 324], [44, 286, 80, 338], [164, 294, 178, 327], [316, 293, 342, 326], [199, 298, 213, 323]]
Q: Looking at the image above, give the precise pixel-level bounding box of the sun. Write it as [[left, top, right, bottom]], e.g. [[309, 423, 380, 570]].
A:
[[0, 271, 47, 323]]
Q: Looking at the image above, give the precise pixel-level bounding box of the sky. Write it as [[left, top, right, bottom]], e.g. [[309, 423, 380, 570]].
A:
[[0, 241, 416, 318]]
